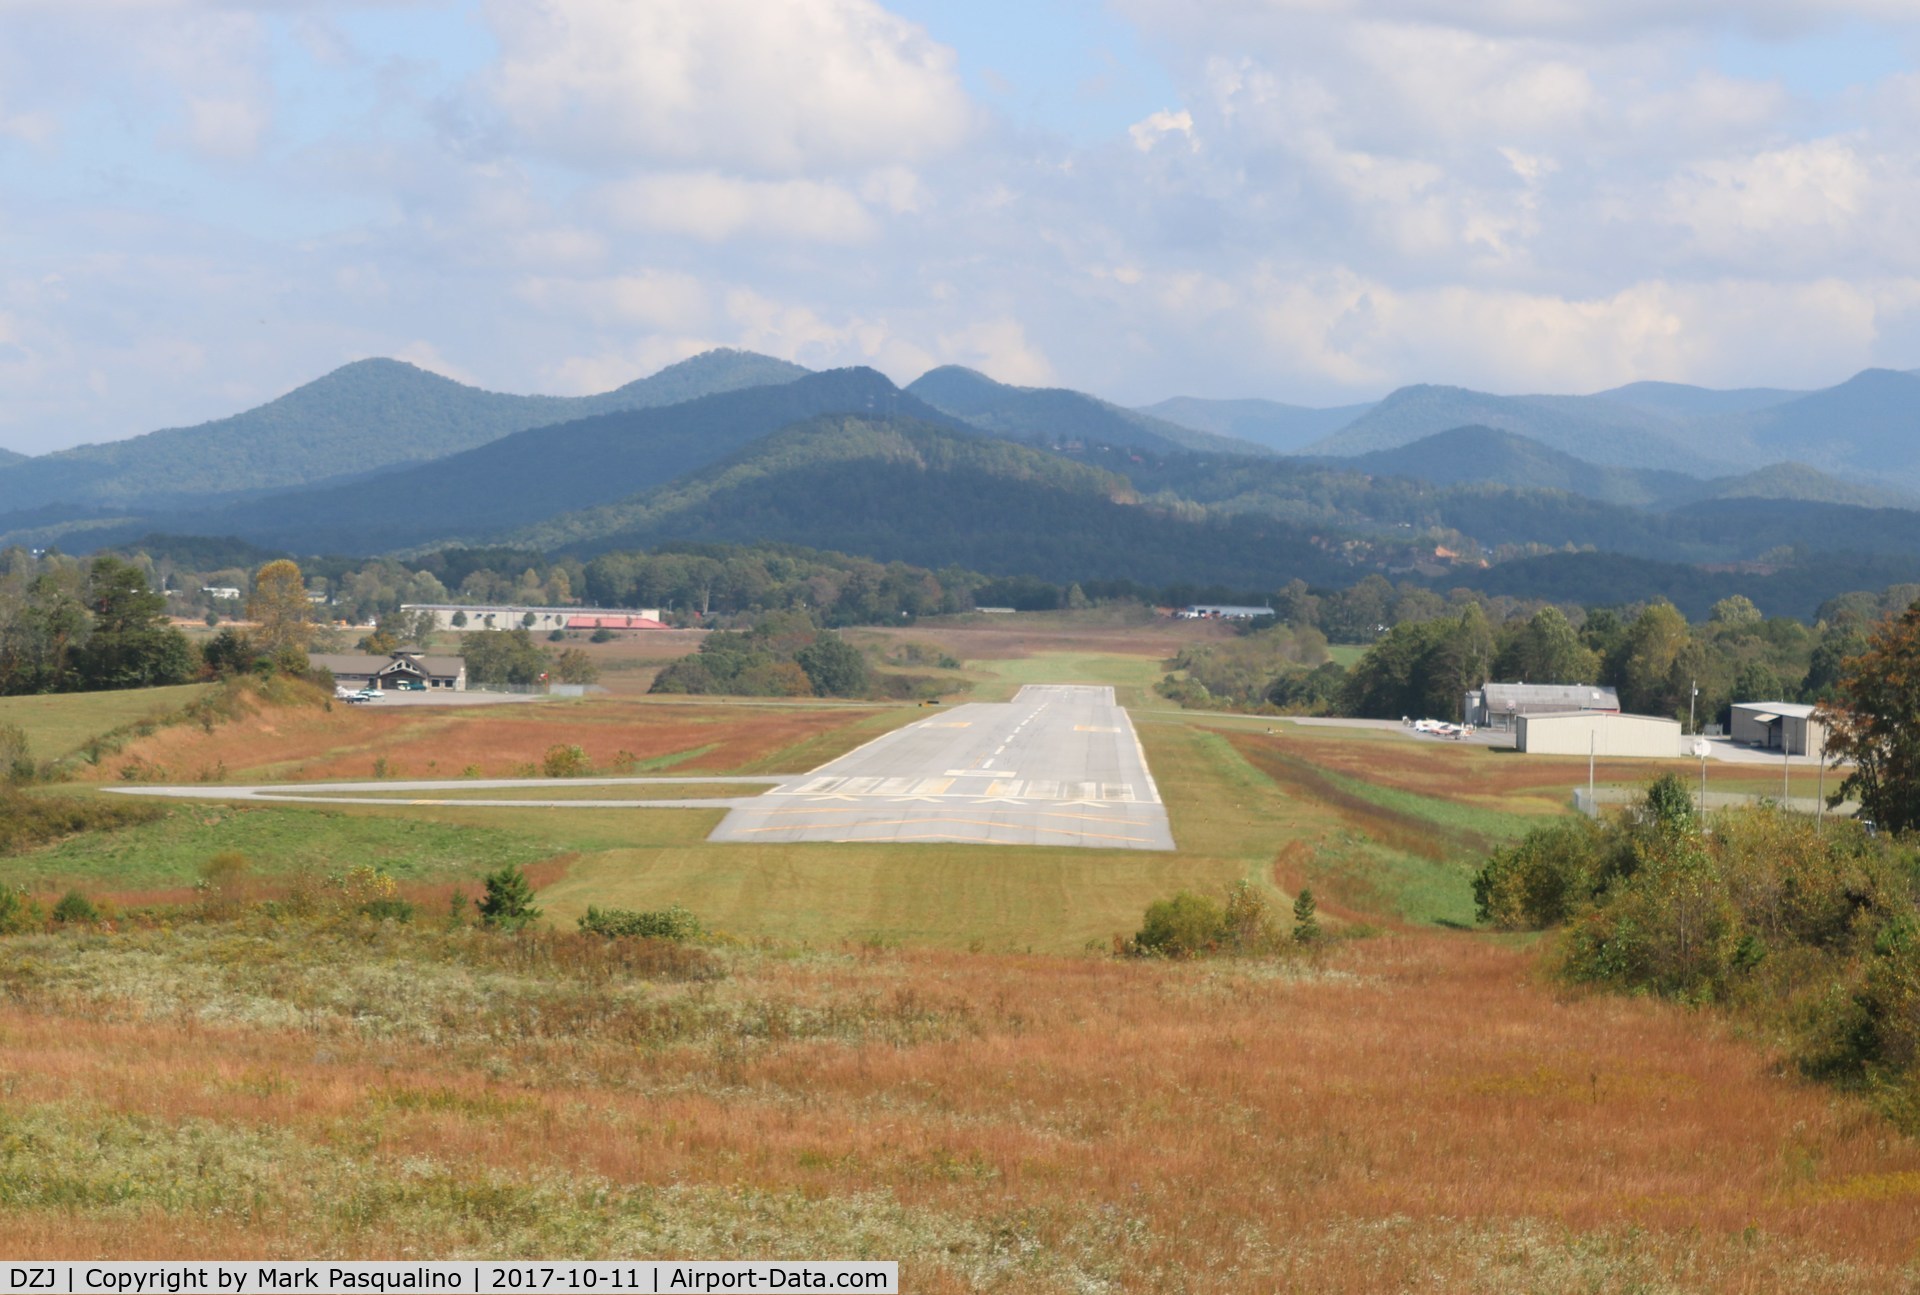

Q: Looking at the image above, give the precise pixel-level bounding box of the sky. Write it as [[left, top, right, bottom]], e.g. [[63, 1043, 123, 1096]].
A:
[[4, 0, 1920, 454]]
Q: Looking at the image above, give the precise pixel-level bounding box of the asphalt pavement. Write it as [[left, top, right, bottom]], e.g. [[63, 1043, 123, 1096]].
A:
[[106, 684, 1174, 851], [709, 684, 1173, 850]]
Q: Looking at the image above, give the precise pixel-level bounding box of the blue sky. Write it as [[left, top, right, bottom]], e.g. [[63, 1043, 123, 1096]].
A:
[[3, 0, 1920, 453]]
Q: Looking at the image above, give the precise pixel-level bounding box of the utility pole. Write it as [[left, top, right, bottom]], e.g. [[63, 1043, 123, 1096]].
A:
[[1688, 679, 1698, 735], [1693, 738, 1710, 817]]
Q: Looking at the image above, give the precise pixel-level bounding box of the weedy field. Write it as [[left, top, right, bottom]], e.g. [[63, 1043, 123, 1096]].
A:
[[1, 612, 1916, 1289]]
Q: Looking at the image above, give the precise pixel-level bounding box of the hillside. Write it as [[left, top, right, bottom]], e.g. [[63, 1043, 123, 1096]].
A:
[[506, 413, 1350, 587], [192, 368, 954, 553], [0, 447, 23, 467], [1596, 380, 1802, 418], [1303, 383, 1738, 476], [1333, 425, 1703, 508], [1713, 368, 1920, 490], [0, 349, 809, 514], [1329, 425, 1909, 511], [1704, 461, 1915, 509], [1137, 396, 1375, 452], [907, 366, 1270, 457]]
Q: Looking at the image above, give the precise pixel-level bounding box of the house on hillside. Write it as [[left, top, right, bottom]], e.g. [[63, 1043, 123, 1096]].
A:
[[1465, 682, 1620, 730], [307, 648, 466, 691]]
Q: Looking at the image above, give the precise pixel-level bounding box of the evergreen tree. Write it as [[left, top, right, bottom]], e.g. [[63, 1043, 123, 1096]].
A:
[[477, 864, 541, 930], [1292, 888, 1321, 944]]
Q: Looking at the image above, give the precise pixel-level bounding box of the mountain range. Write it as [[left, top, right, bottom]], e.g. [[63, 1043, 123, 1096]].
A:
[[6, 347, 1920, 619], [0, 349, 808, 514]]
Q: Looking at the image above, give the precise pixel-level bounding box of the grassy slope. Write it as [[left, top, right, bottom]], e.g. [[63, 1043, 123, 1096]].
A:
[[0, 683, 212, 758]]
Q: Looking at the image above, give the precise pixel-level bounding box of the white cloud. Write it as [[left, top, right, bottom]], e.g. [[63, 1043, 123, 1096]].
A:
[[484, 0, 972, 175], [1116, 0, 1913, 40], [933, 318, 1054, 386], [1129, 108, 1195, 152], [516, 271, 713, 333], [595, 174, 880, 244]]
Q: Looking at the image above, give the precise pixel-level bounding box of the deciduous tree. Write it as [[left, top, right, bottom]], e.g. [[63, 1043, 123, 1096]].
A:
[[1823, 601, 1920, 833], [248, 559, 311, 658]]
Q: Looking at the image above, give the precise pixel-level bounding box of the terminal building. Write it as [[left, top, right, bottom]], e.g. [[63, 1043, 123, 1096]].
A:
[[1729, 701, 1828, 757], [402, 603, 663, 633], [308, 648, 467, 691], [1465, 682, 1620, 730]]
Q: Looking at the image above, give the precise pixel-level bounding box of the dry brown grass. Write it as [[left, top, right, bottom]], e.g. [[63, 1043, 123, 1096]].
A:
[[1, 928, 1916, 1288], [89, 696, 887, 783]]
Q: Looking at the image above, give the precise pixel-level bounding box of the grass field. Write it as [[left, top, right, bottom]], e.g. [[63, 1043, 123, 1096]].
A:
[[0, 682, 212, 759], [5, 629, 1918, 1287]]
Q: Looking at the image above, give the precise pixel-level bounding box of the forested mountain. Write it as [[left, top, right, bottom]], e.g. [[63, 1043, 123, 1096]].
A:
[[0, 448, 23, 467], [1458, 550, 1920, 621], [1336, 426, 1702, 508], [504, 413, 1350, 586], [1137, 396, 1375, 452], [1303, 383, 1738, 476], [1711, 369, 1920, 490], [907, 366, 1270, 457], [1595, 380, 1802, 418], [1331, 426, 1910, 510], [190, 367, 952, 554], [0, 348, 809, 514]]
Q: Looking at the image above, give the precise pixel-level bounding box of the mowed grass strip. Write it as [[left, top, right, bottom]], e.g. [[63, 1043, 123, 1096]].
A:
[[541, 722, 1274, 952], [270, 783, 763, 802], [0, 683, 213, 758], [5, 801, 574, 892]]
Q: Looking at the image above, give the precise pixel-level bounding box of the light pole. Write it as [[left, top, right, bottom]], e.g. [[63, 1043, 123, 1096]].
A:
[[1692, 738, 1710, 817], [1688, 679, 1698, 735]]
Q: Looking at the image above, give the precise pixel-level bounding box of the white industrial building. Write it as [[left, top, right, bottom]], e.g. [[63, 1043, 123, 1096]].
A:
[[1515, 711, 1683, 758], [402, 603, 663, 633], [1176, 604, 1275, 620], [1465, 682, 1620, 730], [1729, 701, 1828, 757]]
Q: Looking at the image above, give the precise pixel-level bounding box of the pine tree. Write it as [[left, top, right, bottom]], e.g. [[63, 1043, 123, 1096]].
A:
[[477, 864, 541, 930], [1292, 888, 1320, 944]]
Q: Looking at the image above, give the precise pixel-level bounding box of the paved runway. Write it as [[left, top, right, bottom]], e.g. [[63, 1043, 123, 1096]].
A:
[[708, 684, 1173, 850], [107, 684, 1173, 851]]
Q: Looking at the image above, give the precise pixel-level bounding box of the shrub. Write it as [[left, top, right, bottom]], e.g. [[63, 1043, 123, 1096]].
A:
[[51, 891, 100, 925], [590, 627, 615, 643], [542, 744, 592, 778], [0, 886, 42, 934], [1134, 891, 1226, 958], [578, 904, 703, 941], [200, 850, 252, 890], [0, 722, 33, 784], [1473, 817, 1608, 930], [1222, 881, 1282, 953], [478, 864, 541, 930]]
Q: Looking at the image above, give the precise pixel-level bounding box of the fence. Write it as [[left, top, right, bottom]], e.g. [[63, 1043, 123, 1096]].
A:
[[1573, 786, 1855, 819]]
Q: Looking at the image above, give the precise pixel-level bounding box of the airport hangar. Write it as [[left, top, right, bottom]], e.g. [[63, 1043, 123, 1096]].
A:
[[1515, 710, 1684, 758], [1729, 701, 1829, 757]]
